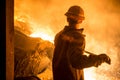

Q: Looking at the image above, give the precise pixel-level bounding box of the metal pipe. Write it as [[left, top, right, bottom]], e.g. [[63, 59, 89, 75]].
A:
[[84, 50, 96, 55]]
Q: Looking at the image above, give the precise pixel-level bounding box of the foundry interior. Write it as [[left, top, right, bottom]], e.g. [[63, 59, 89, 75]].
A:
[[14, 0, 120, 80]]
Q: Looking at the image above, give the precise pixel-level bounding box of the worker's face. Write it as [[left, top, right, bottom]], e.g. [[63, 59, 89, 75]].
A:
[[77, 16, 85, 23], [77, 18, 84, 24], [67, 18, 84, 24], [67, 15, 85, 24]]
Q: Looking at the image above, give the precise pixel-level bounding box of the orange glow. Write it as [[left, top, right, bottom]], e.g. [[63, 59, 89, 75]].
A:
[[30, 31, 54, 43], [84, 68, 96, 80], [14, 0, 120, 80]]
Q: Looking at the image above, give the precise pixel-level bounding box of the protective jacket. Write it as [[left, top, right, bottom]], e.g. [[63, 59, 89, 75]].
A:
[[52, 26, 99, 80]]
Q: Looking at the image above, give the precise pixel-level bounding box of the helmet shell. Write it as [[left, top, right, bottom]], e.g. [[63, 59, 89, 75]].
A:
[[65, 5, 85, 20]]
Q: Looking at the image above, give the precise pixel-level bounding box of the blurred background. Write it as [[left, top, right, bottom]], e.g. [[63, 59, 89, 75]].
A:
[[14, 0, 120, 80]]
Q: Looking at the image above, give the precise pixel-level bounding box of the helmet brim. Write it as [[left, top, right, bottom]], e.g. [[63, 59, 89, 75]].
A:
[[65, 12, 85, 20]]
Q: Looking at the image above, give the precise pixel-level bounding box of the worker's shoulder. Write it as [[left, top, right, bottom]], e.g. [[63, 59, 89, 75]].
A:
[[58, 30, 85, 43], [55, 30, 63, 38], [66, 30, 86, 39]]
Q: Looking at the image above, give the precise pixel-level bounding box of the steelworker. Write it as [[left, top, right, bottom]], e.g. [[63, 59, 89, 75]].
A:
[[52, 5, 111, 80]]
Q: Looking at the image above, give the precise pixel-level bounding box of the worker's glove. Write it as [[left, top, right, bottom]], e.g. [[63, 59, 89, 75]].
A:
[[98, 54, 111, 65], [89, 54, 104, 67], [89, 54, 111, 67]]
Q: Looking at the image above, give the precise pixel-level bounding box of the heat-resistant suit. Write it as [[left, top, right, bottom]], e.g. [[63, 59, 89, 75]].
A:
[[52, 26, 101, 80]]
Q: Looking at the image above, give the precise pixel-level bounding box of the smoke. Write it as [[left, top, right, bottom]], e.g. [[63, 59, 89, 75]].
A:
[[14, 0, 120, 80], [14, 0, 120, 36]]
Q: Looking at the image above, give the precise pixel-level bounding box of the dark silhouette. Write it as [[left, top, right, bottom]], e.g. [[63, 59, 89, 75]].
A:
[[52, 5, 111, 80]]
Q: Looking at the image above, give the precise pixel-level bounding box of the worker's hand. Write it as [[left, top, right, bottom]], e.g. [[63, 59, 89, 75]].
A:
[[89, 54, 104, 67], [94, 59, 103, 67], [98, 54, 111, 65]]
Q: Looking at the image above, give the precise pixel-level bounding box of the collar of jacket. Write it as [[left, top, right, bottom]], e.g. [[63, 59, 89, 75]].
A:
[[63, 26, 84, 33]]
